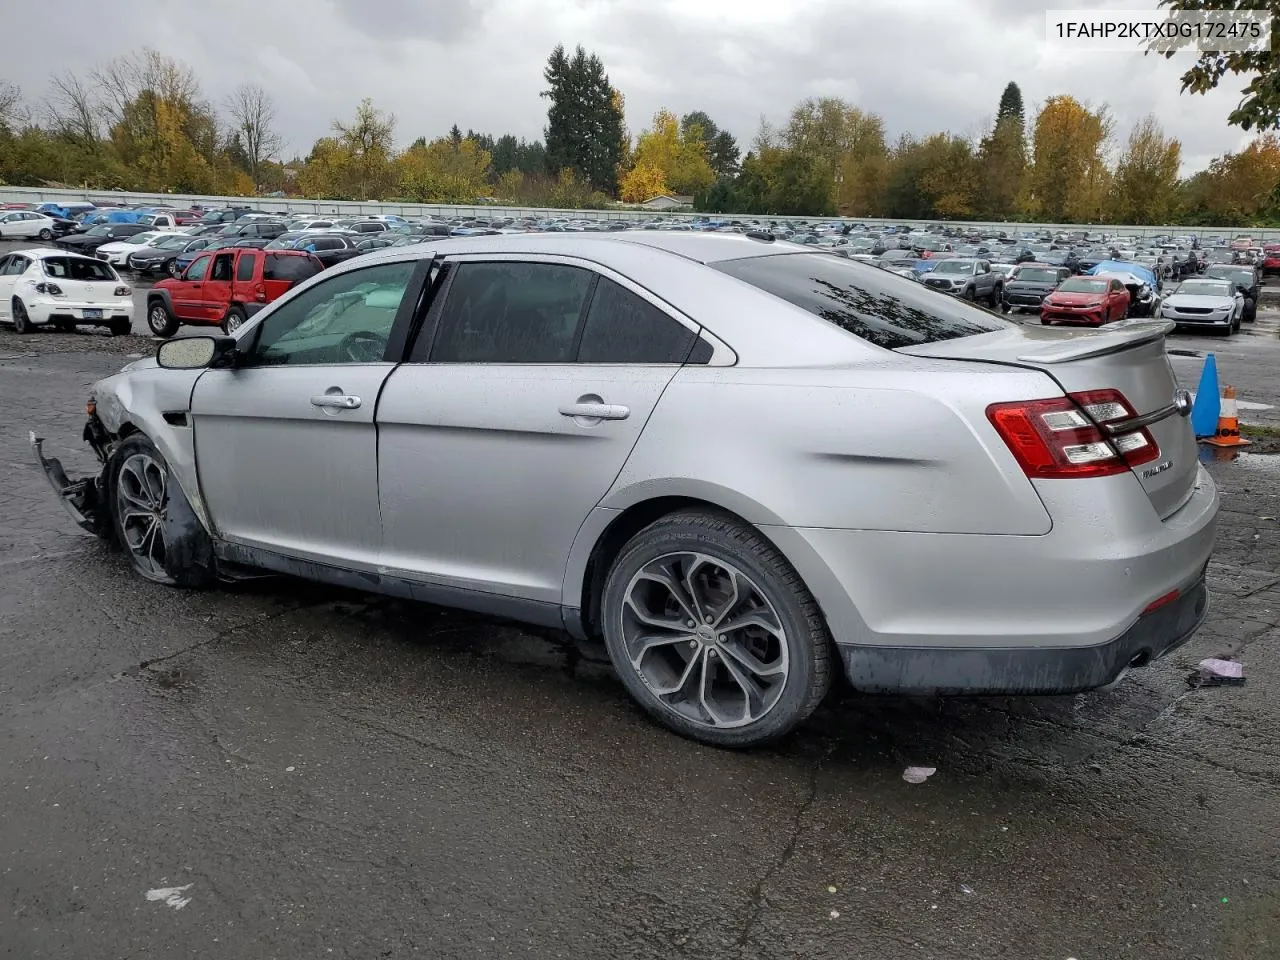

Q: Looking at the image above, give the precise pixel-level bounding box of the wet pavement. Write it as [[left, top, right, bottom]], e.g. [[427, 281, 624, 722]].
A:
[[2, 313, 1280, 959]]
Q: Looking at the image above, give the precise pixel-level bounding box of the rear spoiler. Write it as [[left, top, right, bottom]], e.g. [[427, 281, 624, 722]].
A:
[[1015, 320, 1174, 364]]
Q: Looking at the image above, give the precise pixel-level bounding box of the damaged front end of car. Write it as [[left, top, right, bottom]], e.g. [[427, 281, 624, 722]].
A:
[[29, 399, 117, 539]]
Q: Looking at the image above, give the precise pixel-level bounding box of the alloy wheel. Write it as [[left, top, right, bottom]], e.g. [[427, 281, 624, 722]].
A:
[[116, 452, 169, 579], [620, 552, 789, 729]]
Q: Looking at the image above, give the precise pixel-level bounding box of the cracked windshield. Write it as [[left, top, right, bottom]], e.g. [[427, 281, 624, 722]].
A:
[[3, 1, 1280, 957]]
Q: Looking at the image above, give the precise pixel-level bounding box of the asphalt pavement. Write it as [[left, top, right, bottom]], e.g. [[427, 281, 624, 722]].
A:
[[2, 272, 1280, 959]]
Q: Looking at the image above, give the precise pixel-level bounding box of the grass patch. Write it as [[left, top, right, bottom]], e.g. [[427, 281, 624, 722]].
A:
[[1241, 423, 1280, 439]]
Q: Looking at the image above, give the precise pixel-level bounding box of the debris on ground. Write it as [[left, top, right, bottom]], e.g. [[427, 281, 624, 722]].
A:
[[1188, 658, 1246, 688], [902, 766, 936, 784]]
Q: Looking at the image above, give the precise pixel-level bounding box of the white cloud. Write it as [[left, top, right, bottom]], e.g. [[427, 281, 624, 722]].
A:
[[1, 0, 1256, 173]]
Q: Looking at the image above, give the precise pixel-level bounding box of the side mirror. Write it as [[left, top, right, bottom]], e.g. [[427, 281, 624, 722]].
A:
[[157, 335, 238, 370]]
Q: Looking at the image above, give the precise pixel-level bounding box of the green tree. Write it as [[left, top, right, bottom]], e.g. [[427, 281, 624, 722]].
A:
[[397, 136, 493, 202], [996, 81, 1025, 128], [541, 44, 625, 194], [331, 98, 396, 199], [680, 111, 741, 180], [1110, 115, 1182, 224], [1152, 0, 1280, 130]]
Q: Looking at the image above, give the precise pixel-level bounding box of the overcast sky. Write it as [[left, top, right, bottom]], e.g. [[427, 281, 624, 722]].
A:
[[2, 0, 1257, 175]]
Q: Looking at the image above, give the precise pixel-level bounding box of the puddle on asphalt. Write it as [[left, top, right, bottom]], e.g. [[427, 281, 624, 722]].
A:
[[1199, 446, 1280, 467]]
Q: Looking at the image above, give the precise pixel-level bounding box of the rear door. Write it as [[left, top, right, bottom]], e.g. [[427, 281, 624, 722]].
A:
[[232, 250, 262, 307], [375, 257, 699, 602], [200, 251, 235, 322]]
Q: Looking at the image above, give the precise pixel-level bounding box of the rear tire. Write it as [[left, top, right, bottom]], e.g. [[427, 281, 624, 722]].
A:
[[600, 510, 833, 748], [107, 434, 216, 588], [987, 284, 1001, 308], [12, 299, 32, 334], [222, 305, 247, 334], [147, 300, 179, 338]]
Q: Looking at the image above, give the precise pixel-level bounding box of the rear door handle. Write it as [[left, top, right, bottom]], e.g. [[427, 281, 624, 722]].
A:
[[559, 402, 630, 421], [311, 394, 361, 409]]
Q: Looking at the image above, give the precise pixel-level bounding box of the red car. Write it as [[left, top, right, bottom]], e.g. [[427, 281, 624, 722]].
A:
[[1262, 244, 1280, 276], [145, 247, 324, 337], [1040, 276, 1130, 326]]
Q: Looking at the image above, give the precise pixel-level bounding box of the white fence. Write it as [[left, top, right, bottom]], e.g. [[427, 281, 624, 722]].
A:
[[2, 184, 1276, 241]]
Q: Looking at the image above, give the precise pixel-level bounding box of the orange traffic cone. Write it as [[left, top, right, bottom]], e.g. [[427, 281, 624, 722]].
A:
[[1201, 385, 1252, 447]]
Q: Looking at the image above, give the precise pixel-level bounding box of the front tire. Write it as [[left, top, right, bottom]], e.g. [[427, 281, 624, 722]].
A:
[[987, 284, 1000, 308], [107, 435, 216, 588], [147, 299, 179, 338], [38, 228, 53, 241], [12, 299, 32, 334], [600, 510, 833, 748]]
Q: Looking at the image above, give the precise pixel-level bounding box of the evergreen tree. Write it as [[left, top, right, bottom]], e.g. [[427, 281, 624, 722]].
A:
[[996, 82, 1025, 131], [449, 124, 462, 149], [541, 43, 624, 194]]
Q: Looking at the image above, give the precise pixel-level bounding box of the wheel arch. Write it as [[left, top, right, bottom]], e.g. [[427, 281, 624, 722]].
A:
[[564, 482, 840, 644]]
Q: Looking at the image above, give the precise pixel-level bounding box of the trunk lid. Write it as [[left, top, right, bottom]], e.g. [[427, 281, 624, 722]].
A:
[[901, 320, 1197, 519]]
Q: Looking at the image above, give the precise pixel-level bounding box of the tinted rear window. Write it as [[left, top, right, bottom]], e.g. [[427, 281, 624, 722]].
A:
[[42, 257, 116, 282], [711, 253, 1011, 349], [265, 254, 323, 282]]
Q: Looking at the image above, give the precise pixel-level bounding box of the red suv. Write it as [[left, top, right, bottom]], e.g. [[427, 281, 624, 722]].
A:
[[146, 247, 324, 336]]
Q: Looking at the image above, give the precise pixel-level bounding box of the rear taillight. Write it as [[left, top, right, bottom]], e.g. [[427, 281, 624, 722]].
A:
[[114, 285, 131, 297], [987, 389, 1158, 479]]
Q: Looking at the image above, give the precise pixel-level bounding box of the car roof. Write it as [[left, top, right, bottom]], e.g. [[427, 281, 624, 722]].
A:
[[8, 247, 98, 261]]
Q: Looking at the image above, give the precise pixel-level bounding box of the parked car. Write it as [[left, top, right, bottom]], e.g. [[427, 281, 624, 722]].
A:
[[30, 233, 1218, 747], [0, 210, 60, 241], [197, 206, 261, 225], [274, 232, 367, 268], [1040, 275, 1130, 326], [1086, 262, 1161, 317], [1159, 278, 1244, 335], [95, 230, 182, 266], [0, 248, 132, 335], [126, 234, 218, 277], [212, 219, 288, 241], [1001, 264, 1071, 313], [921, 258, 1003, 306], [1202, 264, 1260, 320], [1261, 244, 1280, 276], [54, 223, 151, 255], [146, 247, 324, 336], [36, 201, 96, 219]]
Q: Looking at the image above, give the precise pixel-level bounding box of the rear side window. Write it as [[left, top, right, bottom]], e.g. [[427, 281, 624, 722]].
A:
[[265, 254, 323, 283], [712, 253, 1011, 349], [578, 278, 696, 363], [430, 261, 593, 363], [236, 253, 258, 282]]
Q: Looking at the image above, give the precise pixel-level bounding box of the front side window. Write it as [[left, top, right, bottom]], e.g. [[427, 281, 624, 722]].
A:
[[578, 278, 697, 363], [185, 254, 211, 281], [210, 253, 234, 282], [713, 253, 1010, 349], [245, 260, 416, 367], [430, 261, 593, 363]]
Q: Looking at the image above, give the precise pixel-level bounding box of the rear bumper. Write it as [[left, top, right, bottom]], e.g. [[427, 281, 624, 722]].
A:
[[838, 573, 1208, 694], [26, 299, 133, 325], [764, 464, 1218, 694]]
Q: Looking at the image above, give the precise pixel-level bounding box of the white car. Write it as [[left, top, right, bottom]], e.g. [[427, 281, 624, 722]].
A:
[[0, 248, 133, 335], [1159, 278, 1244, 335], [0, 211, 59, 241], [94, 230, 180, 266]]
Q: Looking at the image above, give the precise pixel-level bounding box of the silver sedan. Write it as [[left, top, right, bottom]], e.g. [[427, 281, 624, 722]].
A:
[[33, 233, 1218, 747]]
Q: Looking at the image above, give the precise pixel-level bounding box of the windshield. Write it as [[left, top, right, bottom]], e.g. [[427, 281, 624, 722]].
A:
[[153, 235, 191, 250], [1014, 267, 1059, 283], [41, 256, 117, 282], [85, 226, 111, 237], [1058, 278, 1108, 293], [712, 252, 1010, 349], [1176, 281, 1232, 297], [126, 232, 164, 245], [265, 237, 298, 250], [931, 260, 973, 274]]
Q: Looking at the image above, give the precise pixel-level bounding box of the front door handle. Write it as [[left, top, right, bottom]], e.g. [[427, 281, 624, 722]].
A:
[[559, 402, 630, 421], [311, 394, 361, 410]]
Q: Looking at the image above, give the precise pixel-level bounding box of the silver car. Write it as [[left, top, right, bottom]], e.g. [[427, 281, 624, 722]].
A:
[[32, 233, 1218, 747]]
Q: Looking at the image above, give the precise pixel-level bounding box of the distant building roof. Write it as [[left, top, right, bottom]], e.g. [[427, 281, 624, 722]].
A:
[[642, 194, 694, 210]]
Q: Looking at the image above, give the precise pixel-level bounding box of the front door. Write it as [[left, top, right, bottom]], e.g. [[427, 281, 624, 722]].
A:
[[190, 258, 422, 568], [376, 257, 700, 604], [173, 253, 212, 321]]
